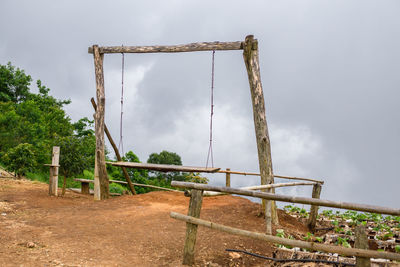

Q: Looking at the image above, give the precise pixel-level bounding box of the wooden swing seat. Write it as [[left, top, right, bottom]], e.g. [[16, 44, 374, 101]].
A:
[[107, 161, 220, 173]]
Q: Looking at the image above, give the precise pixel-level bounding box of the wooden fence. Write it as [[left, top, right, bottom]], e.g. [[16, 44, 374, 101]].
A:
[[170, 181, 400, 265]]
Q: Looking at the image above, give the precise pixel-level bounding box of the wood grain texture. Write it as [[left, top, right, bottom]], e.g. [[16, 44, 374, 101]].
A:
[[200, 182, 316, 197], [48, 146, 60, 196], [108, 161, 220, 173], [170, 212, 400, 261], [225, 168, 231, 187], [90, 98, 136, 195], [88, 41, 243, 54], [217, 170, 324, 184], [243, 35, 278, 231], [308, 183, 322, 232], [355, 225, 371, 267], [93, 45, 109, 200], [171, 181, 400, 216], [183, 189, 203, 265]]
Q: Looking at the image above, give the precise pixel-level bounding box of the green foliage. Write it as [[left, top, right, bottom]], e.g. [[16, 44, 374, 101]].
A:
[[0, 62, 92, 179], [109, 183, 126, 195], [25, 171, 48, 183], [147, 150, 187, 182], [57, 135, 95, 178], [395, 245, 400, 253], [315, 236, 323, 243], [56, 132, 95, 195], [0, 62, 32, 103], [275, 229, 294, 249], [303, 232, 313, 242], [336, 237, 351, 248], [185, 172, 209, 184], [2, 143, 36, 177], [73, 117, 94, 137], [147, 150, 182, 165]]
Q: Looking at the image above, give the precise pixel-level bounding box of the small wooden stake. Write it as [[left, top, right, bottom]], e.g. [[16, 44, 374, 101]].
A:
[[225, 168, 231, 187], [308, 183, 322, 232], [355, 225, 371, 267], [81, 181, 90, 195], [182, 189, 203, 265], [48, 146, 60, 196]]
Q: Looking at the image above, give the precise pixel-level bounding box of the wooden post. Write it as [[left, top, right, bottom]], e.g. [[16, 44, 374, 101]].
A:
[[308, 183, 322, 232], [90, 98, 136, 195], [243, 35, 278, 233], [355, 225, 371, 267], [225, 168, 231, 187], [48, 146, 60, 196], [182, 189, 203, 265], [81, 181, 90, 195], [92, 45, 109, 200]]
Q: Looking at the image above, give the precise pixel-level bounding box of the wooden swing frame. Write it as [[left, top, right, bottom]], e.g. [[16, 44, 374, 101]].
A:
[[89, 35, 277, 232]]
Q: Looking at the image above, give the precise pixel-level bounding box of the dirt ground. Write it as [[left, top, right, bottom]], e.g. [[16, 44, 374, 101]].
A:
[[0, 177, 312, 267]]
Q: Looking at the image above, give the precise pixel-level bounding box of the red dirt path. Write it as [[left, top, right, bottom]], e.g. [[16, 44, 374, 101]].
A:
[[0, 178, 308, 266]]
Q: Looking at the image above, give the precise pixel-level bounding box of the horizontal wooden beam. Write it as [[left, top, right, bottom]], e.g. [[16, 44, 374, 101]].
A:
[[170, 212, 400, 261], [73, 178, 182, 193], [198, 182, 316, 197], [107, 161, 220, 173], [171, 181, 400, 216], [217, 170, 324, 184], [88, 41, 244, 54]]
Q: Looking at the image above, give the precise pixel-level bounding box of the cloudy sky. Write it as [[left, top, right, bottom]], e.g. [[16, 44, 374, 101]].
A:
[[1, 1, 399, 208]]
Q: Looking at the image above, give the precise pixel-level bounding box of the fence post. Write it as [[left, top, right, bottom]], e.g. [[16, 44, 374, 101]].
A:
[[225, 168, 231, 187], [183, 189, 203, 265], [48, 146, 60, 196], [307, 183, 322, 232], [355, 224, 371, 267]]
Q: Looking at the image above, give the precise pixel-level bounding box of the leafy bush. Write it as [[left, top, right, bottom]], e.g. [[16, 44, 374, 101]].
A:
[[109, 183, 126, 195], [2, 143, 36, 177]]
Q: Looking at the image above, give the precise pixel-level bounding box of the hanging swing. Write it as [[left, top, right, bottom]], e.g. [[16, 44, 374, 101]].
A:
[[108, 50, 220, 173]]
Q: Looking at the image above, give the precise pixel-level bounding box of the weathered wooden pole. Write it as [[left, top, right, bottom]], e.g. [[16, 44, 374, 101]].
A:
[[355, 225, 371, 267], [308, 183, 322, 232], [182, 189, 203, 265], [48, 146, 60, 196], [90, 97, 136, 195], [225, 168, 231, 187], [243, 35, 278, 233], [88, 41, 244, 54], [172, 181, 400, 216], [92, 45, 109, 200]]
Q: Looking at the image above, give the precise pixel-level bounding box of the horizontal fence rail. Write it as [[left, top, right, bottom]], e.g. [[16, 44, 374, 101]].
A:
[[217, 170, 324, 184], [170, 212, 400, 261], [191, 182, 317, 197], [171, 181, 400, 216]]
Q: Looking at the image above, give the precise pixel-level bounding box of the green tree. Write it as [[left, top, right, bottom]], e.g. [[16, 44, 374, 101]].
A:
[[2, 143, 36, 178], [0, 62, 32, 103], [147, 150, 188, 183], [0, 63, 73, 168], [57, 134, 95, 196]]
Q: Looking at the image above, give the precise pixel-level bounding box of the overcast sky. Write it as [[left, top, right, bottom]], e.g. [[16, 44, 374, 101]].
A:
[[1, 1, 399, 209]]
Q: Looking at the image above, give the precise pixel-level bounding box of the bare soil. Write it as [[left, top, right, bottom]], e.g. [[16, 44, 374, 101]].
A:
[[0, 178, 310, 267]]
